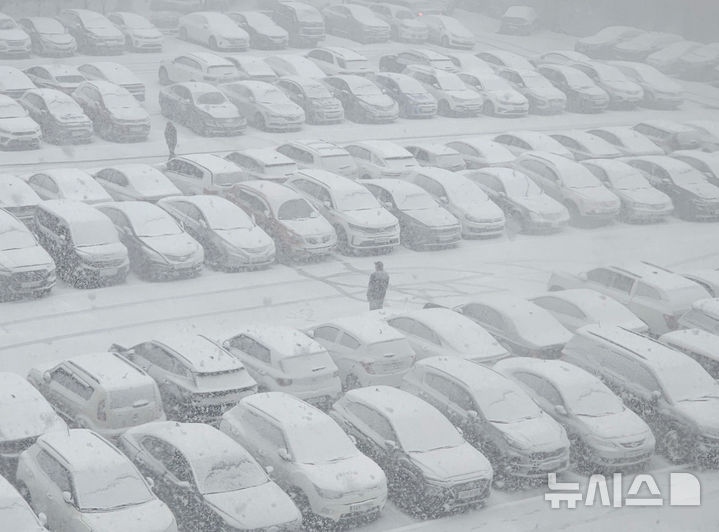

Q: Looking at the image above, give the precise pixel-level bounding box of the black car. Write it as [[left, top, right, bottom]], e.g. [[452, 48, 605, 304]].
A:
[[159, 82, 246, 136], [537, 64, 609, 112], [364, 179, 461, 249], [276, 75, 344, 124], [19, 88, 93, 144], [372, 72, 437, 118], [322, 3, 390, 43], [626, 156, 719, 220], [228, 11, 288, 49], [324, 75, 398, 123], [56, 9, 125, 54], [271, 1, 325, 47]]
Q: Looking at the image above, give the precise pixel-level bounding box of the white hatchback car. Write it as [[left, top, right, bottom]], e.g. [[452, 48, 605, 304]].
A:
[[220, 392, 387, 525], [221, 325, 342, 408], [17, 429, 177, 532]]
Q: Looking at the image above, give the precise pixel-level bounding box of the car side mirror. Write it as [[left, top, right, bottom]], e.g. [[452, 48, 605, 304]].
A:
[[62, 491, 73, 505], [650, 390, 661, 403], [439, 196, 448, 204], [265, 465, 274, 474], [467, 410, 479, 420], [383, 201, 393, 209], [42, 371, 51, 384], [38, 513, 47, 526], [176, 480, 192, 490], [145, 477, 155, 489], [385, 439, 399, 451], [278, 448, 291, 461], [554, 405, 568, 416], [322, 200, 332, 209]]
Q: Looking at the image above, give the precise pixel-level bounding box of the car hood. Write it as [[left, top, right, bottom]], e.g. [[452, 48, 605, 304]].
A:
[[300, 453, 385, 493], [198, 103, 240, 118], [616, 186, 671, 205], [486, 88, 527, 104], [494, 414, 567, 450], [87, 26, 124, 39], [43, 33, 75, 45], [0, 116, 39, 133], [0, 245, 54, 270], [204, 481, 300, 530], [648, 78, 682, 93], [577, 408, 650, 440], [215, 226, 273, 250], [409, 442, 492, 482], [343, 208, 397, 228], [677, 398, 719, 434], [447, 89, 481, 101], [78, 499, 175, 532], [130, 28, 163, 39], [513, 194, 566, 216], [109, 105, 149, 122], [357, 94, 396, 108], [282, 216, 333, 236], [678, 181, 719, 200], [528, 85, 565, 99], [400, 20, 427, 30], [605, 79, 642, 93], [0, 28, 28, 40], [259, 101, 302, 116], [139, 233, 199, 256], [577, 85, 607, 98], [76, 241, 126, 259], [53, 109, 90, 123], [569, 185, 618, 204], [404, 207, 457, 227], [454, 198, 504, 219], [0, 403, 65, 441]]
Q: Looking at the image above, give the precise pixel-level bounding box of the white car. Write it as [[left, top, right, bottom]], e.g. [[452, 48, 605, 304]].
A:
[[225, 148, 299, 181], [221, 325, 342, 408], [26, 168, 112, 204], [682, 270, 719, 297], [403, 143, 466, 171], [220, 392, 387, 523], [77, 61, 146, 101], [492, 131, 575, 158], [158, 52, 240, 85], [178, 11, 249, 51], [346, 140, 419, 180], [264, 54, 326, 79], [17, 429, 177, 532], [23, 64, 86, 95], [531, 288, 649, 333], [220, 80, 305, 132], [458, 71, 529, 116], [0, 66, 36, 99], [93, 164, 181, 202], [0, 13, 31, 56], [276, 139, 358, 178], [307, 316, 416, 388], [679, 298, 719, 335], [497, 67, 567, 114], [161, 154, 244, 195], [225, 54, 278, 83], [585, 126, 664, 156], [0, 174, 41, 224], [479, 50, 535, 71], [384, 307, 510, 364], [549, 130, 623, 160], [403, 65, 483, 117], [408, 167, 506, 238], [423, 14, 474, 49], [0, 474, 47, 531], [659, 328, 719, 378], [0, 94, 41, 150], [107, 11, 164, 52], [120, 422, 302, 531], [445, 137, 516, 168], [306, 46, 373, 76]]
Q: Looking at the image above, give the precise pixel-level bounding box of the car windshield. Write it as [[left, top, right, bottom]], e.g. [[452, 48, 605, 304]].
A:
[[606, 168, 650, 189], [277, 198, 316, 220], [673, 167, 709, 186], [349, 79, 382, 96], [391, 76, 425, 94], [660, 362, 719, 403], [0, 224, 35, 251], [134, 214, 182, 237], [0, 19, 16, 30], [33, 18, 65, 33], [241, 12, 273, 27], [336, 188, 380, 211], [75, 464, 153, 511], [563, 166, 602, 188], [1, 498, 41, 529], [395, 408, 463, 452], [394, 191, 436, 210], [562, 69, 594, 89], [478, 387, 543, 423], [255, 86, 286, 104], [289, 418, 359, 464], [202, 201, 253, 230], [71, 219, 118, 247], [503, 174, 542, 197], [385, 156, 417, 169], [104, 92, 139, 109], [47, 99, 82, 116], [445, 181, 489, 205], [366, 338, 415, 357], [197, 455, 267, 494], [196, 91, 226, 105], [523, 71, 554, 89], [436, 71, 466, 91], [302, 81, 332, 98], [435, 154, 464, 168], [592, 64, 626, 83], [0, 101, 26, 119], [347, 6, 377, 23], [321, 154, 355, 173], [82, 14, 112, 30], [297, 6, 323, 22], [566, 385, 624, 417]]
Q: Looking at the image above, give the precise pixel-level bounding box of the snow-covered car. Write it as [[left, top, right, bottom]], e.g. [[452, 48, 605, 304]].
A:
[[107, 11, 164, 52], [0, 474, 47, 531], [369, 3, 428, 42], [584, 126, 664, 156], [18, 16, 76, 56], [17, 429, 177, 532], [423, 14, 474, 49], [330, 386, 492, 514], [322, 3, 390, 43], [0, 67, 35, 99], [225, 148, 298, 181], [26, 168, 111, 204], [228, 10, 289, 49], [0, 12, 31, 56], [679, 299, 719, 335], [499, 5, 539, 35], [23, 64, 86, 95], [307, 46, 373, 76], [221, 80, 305, 131], [447, 52, 494, 75], [27, 352, 164, 438], [676, 42, 719, 80], [93, 164, 181, 202], [112, 334, 257, 422], [159, 82, 246, 136], [531, 288, 649, 333], [613, 31, 682, 61], [96, 201, 204, 280], [493, 130, 574, 158], [0, 174, 41, 226], [222, 392, 386, 525], [0, 372, 66, 469], [264, 54, 326, 79], [121, 422, 301, 531], [159, 194, 275, 269], [461, 167, 570, 233], [403, 65, 482, 117], [478, 50, 534, 71], [401, 357, 570, 479], [372, 72, 438, 118], [404, 143, 464, 171], [659, 328, 719, 378], [632, 120, 706, 153], [56, 9, 125, 54], [625, 156, 719, 220], [547, 262, 711, 334], [458, 71, 528, 116], [275, 76, 344, 124], [570, 60, 643, 108], [549, 130, 623, 160], [445, 137, 516, 168], [497, 67, 567, 114], [221, 326, 342, 407], [610, 61, 683, 109], [72, 81, 150, 142], [161, 154, 243, 195], [645, 40, 701, 74], [385, 307, 510, 364], [19, 88, 92, 144], [496, 358, 655, 468], [364, 178, 461, 249], [537, 64, 610, 113], [271, 1, 325, 46], [0, 95, 41, 150], [673, 150, 719, 186], [533, 50, 591, 67], [379, 48, 458, 73], [562, 325, 719, 463], [681, 270, 719, 297], [575, 26, 643, 58], [346, 140, 419, 180], [276, 139, 357, 177], [287, 169, 400, 254], [178, 11, 249, 51], [34, 200, 129, 286], [581, 159, 674, 222], [229, 180, 336, 261], [323, 74, 399, 123], [455, 294, 572, 358], [225, 55, 278, 83], [159, 52, 240, 85], [0, 210, 56, 299], [408, 166, 505, 238], [307, 316, 416, 388], [77, 61, 146, 101], [514, 152, 621, 224]]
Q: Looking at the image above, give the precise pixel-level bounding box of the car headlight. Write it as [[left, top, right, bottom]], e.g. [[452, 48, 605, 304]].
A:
[[347, 223, 368, 233], [586, 434, 620, 451], [464, 214, 486, 223], [143, 247, 169, 264], [503, 434, 527, 452], [314, 484, 345, 500]]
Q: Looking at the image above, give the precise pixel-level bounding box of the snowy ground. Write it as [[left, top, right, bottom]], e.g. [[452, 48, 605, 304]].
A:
[[4, 8, 719, 531]]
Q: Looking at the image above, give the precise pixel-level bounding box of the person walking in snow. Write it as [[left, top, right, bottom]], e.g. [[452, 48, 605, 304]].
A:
[[367, 261, 389, 310], [164, 120, 177, 160]]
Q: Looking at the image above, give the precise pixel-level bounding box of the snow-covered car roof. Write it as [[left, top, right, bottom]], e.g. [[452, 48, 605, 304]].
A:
[[673, 149, 719, 165], [237, 148, 296, 166], [683, 269, 719, 292], [0, 208, 26, 230], [172, 81, 223, 97], [0, 475, 36, 519], [38, 429, 131, 470], [551, 130, 622, 155], [177, 154, 241, 174], [152, 334, 243, 373], [349, 140, 413, 159], [497, 130, 572, 154], [364, 178, 433, 198], [30, 63, 83, 77], [293, 168, 363, 192], [0, 372, 65, 441], [481, 49, 533, 66], [520, 151, 590, 174], [450, 136, 515, 160], [236, 180, 303, 211], [24, 87, 79, 106], [404, 142, 458, 156], [283, 138, 347, 156], [32, 168, 111, 202], [0, 67, 35, 91], [660, 328, 719, 361], [690, 298, 719, 320], [495, 357, 598, 388], [316, 46, 367, 60], [636, 119, 696, 134], [0, 175, 41, 207], [81, 79, 132, 96], [37, 199, 108, 223], [66, 352, 156, 391], [533, 288, 643, 321], [462, 166, 532, 185], [183, 51, 235, 67], [344, 385, 438, 423], [241, 391, 328, 429], [98, 164, 180, 195], [417, 356, 514, 392], [237, 325, 326, 359], [582, 158, 642, 175], [98, 200, 179, 229], [610, 262, 707, 290], [81, 61, 141, 84], [626, 155, 702, 173], [316, 315, 407, 343]]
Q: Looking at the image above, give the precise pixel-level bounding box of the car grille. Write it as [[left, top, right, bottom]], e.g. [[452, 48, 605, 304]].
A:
[[530, 448, 565, 461], [13, 270, 50, 283], [165, 252, 194, 262], [620, 439, 645, 449], [363, 225, 396, 234], [450, 478, 490, 498], [306, 235, 333, 245], [87, 257, 124, 268]]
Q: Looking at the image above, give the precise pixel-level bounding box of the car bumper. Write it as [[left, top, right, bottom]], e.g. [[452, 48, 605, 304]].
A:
[[578, 98, 610, 112], [586, 445, 654, 467], [623, 204, 673, 221], [202, 122, 247, 136], [221, 251, 275, 269], [645, 94, 683, 108], [422, 478, 491, 511], [450, 102, 483, 116], [51, 124, 93, 143], [0, 44, 30, 56], [314, 493, 386, 522], [530, 98, 565, 114], [0, 269, 55, 297], [255, 34, 289, 48], [579, 207, 620, 220], [505, 451, 570, 478], [108, 122, 151, 141], [265, 118, 304, 131], [130, 39, 163, 52], [86, 41, 125, 54], [38, 41, 76, 56], [493, 102, 529, 116], [410, 227, 462, 247], [0, 135, 40, 150], [403, 103, 437, 118], [349, 232, 400, 250], [147, 259, 203, 279], [289, 241, 336, 258], [461, 220, 505, 237], [310, 108, 344, 124], [73, 262, 129, 284], [525, 217, 569, 232], [397, 29, 428, 42]]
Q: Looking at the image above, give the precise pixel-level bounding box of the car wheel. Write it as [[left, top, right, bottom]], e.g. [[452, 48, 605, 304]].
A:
[[209, 36, 218, 50], [662, 427, 690, 463], [158, 67, 170, 86], [438, 100, 451, 116], [334, 225, 351, 255], [506, 210, 523, 236], [483, 100, 496, 116], [253, 113, 266, 130], [17, 483, 31, 504], [179, 27, 188, 41], [564, 201, 580, 225]]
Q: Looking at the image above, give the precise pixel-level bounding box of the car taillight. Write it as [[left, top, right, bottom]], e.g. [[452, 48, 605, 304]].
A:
[[97, 399, 107, 422], [664, 314, 680, 330], [360, 361, 376, 374], [276, 377, 293, 386]]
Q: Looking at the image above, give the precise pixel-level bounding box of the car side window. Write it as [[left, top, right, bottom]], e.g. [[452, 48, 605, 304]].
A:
[[534, 297, 584, 319], [346, 146, 371, 161], [50, 366, 94, 400], [426, 373, 475, 410], [230, 335, 271, 364], [584, 164, 608, 182], [462, 304, 504, 330], [515, 372, 562, 405], [312, 326, 341, 342], [339, 333, 361, 350], [611, 273, 635, 294], [586, 268, 614, 287], [347, 402, 396, 442], [36, 450, 72, 493], [411, 321, 440, 345], [634, 282, 662, 300], [386, 317, 416, 336], [246, 411, 287, 450]]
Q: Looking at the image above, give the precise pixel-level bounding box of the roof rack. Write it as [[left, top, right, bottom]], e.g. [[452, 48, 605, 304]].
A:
[[640, 260, 674, 274]]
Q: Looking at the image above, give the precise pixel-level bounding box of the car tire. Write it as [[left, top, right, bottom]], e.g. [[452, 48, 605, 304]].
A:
[[158, 67, 170, 86], [334, 225, 351, 255], [661, 426, 690, 463], [253, 112, 266, 130], [179, 27, 188, 41], [483, 100, 496, 116], [438, 100, 451, 116], [209, 36, 218, 50]]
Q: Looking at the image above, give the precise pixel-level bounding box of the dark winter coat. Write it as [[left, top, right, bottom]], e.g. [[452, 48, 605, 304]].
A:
[[164, 122, 177, 149], [367, 270, 389, 300]]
